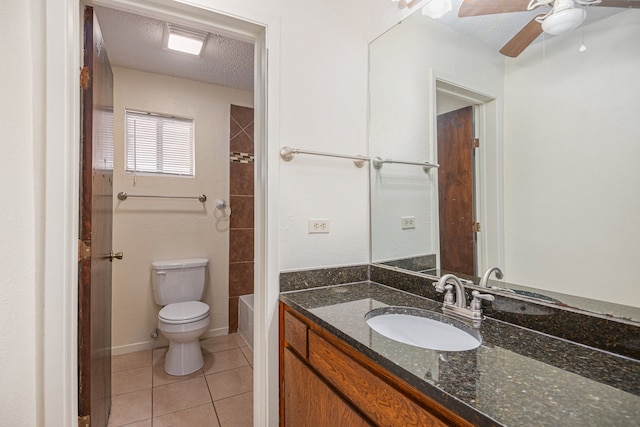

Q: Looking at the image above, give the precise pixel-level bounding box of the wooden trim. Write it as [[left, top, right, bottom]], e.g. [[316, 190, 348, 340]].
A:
[[278, 303, 285, 427], [78, 415, 90, 427], [283, 310, 308, 359]]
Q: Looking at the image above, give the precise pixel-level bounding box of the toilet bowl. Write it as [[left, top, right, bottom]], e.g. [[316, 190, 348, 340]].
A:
[[151, 258, 210, 376], [157, 300, 210, 375]]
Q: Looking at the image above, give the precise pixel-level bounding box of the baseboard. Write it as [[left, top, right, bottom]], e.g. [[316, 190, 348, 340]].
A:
[[111, 326, 230, 356], [202, 326, 229, 339]]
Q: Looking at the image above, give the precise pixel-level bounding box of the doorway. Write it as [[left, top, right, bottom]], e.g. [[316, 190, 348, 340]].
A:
[[434, 79, 498, 276], [76, 1, 265, 426], [437, 105, 476, 275]]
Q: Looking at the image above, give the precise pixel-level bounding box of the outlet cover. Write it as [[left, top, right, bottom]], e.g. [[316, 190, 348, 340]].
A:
[[309, 218, 330, 234], [401, 216, 416, 230]]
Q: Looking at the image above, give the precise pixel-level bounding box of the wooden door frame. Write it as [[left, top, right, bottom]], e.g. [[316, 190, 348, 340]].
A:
[[42, 1, 279, 425], [428, 69, 503, 275]]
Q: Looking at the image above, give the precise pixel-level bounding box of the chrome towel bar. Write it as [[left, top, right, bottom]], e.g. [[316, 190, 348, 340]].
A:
[[280, 146, 369, 168], [117, 192, 207, 203], [372, 156, 439, 173]]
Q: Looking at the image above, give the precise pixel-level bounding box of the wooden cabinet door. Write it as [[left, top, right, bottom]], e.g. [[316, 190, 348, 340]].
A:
[[283, 348, 371, 427]]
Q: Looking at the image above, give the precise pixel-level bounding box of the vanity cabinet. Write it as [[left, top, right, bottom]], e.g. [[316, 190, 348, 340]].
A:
[[279, 303, 472, 427]]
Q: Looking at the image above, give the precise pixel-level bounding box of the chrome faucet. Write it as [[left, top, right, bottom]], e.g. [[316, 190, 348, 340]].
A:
[[435, 274, 495, 323], [479, 267, 504, 288], [435, 274, 467, 308]]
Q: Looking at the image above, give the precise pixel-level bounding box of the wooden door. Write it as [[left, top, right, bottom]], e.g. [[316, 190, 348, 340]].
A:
[[437, 106, 476, 275], [79, 6, 115, 427]]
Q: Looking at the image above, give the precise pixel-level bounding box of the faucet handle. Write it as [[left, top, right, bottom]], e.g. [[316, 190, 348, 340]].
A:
[[471, 290, 495, 311], [443, 284, 455, 305]]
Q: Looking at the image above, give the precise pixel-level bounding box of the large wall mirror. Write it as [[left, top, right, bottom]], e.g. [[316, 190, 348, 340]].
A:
[[369, 2, 640, 321]]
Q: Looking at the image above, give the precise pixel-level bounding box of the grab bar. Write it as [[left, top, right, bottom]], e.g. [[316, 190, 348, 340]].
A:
[[117, 192, 207, 203], [372, 156, 439, 173], [280, 146, 369, 168]]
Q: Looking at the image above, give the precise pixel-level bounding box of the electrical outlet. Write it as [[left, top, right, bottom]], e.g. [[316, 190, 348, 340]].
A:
[[401, 216, 416, 230], [309, 218, 330, 234]]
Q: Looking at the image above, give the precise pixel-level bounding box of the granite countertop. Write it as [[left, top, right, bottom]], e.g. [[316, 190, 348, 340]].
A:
[[280, 281, 640, 427]]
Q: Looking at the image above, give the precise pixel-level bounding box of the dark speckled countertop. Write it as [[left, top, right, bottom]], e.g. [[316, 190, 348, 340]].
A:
[[280, 281, 640, 427]]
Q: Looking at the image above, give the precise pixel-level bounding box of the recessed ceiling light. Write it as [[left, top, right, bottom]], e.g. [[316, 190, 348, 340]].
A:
[[164, 24, 207, 56]]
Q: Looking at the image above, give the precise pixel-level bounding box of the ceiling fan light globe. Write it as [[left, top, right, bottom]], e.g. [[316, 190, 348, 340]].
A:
[[542, 8, 586, 35], [421, 0, 452, 19]]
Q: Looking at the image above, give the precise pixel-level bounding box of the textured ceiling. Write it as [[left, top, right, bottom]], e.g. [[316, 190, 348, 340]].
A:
[[94, 6, 254, 92], [93, 2, 626, 91]]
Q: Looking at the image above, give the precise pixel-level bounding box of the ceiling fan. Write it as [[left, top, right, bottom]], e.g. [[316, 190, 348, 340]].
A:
[[458, 0, 640, 57]]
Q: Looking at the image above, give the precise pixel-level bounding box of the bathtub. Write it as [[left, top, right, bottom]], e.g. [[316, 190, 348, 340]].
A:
[[238, 294, 254, 351]]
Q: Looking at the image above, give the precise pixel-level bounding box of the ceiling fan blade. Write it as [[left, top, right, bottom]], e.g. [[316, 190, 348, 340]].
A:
[[458, 0, 532, 17], [595, 0, 640, 8], [499, 16, 544, 57]]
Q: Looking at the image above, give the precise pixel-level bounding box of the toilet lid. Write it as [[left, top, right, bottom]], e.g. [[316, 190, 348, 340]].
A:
[[159, 301, 210, 324]]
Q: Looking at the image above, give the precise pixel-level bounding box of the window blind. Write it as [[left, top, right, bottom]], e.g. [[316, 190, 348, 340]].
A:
[[125, 110, 194, 176]]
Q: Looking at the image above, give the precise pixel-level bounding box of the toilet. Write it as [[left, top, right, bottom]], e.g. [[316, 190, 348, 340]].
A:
[[152, 258, 210, 376]]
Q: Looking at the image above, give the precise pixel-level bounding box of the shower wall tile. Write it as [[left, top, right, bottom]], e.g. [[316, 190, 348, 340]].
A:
[[229, 296, 239, 333], [229, 262, 254, 297], [229, 104, 255, 333], [229, 195, 254, 229], [229, 229, 254, 263], [230, 105, 254, 130], [230, 132, 254, 154], [230, 163, 254, 196], [230, 118, 242, 140]]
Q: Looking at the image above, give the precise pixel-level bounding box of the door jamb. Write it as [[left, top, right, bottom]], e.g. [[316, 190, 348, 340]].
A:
[[429, 69, 503, 275], [43, 0, 280, 425]]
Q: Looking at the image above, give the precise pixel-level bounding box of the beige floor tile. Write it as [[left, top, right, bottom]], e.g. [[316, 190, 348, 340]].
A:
[[107, 389, 151, 426], [232, 332, 248, 349], [117, 420, 151, 427], [201, 334, 240, 353], [152, 356, 203, 387], [205, 366, 253, 401], [112, 350, 152, 373], [240, 346, 253, 367], [152, 376, 212, 417], [203, 348, 249, 375], [214, 392, 253, 427], [112, 366, 152, 396], [153, 402, 220, 427], [153, 347, 167, 364]]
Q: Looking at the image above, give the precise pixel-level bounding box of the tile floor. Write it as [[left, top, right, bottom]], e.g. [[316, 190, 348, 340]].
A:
[[109, 333, 254, 427]]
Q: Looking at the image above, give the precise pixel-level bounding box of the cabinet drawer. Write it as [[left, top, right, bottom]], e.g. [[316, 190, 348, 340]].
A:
[[309, 331, 450, 427], [284, 310, 308, 359]]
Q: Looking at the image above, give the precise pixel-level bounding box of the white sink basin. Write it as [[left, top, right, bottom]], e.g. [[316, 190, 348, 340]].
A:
[[365, 307, 481, 352]]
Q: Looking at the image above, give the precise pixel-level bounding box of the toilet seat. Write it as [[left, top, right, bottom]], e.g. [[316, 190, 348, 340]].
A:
[[159, 301, 210, 324]]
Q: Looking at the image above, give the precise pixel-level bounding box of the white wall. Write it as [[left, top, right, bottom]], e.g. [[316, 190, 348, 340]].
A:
[[273, 0, 371, 271], [0, 2, 38, 425], [503, 10, 640, 307], [111, 67, 252, 353], [10, 0, 373, 424], [369, 0, 432, 40], [369, 10, 504, 263]]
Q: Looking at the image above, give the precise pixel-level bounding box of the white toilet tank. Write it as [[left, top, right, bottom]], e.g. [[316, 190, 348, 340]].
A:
[[152, 258, 208, 305]]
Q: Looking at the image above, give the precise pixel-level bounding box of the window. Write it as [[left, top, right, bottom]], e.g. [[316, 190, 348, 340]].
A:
[[125, 110, 194, 176]]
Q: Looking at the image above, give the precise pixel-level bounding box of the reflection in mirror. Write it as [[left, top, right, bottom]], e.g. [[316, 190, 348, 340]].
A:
[[369, 5, 640, 321]]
